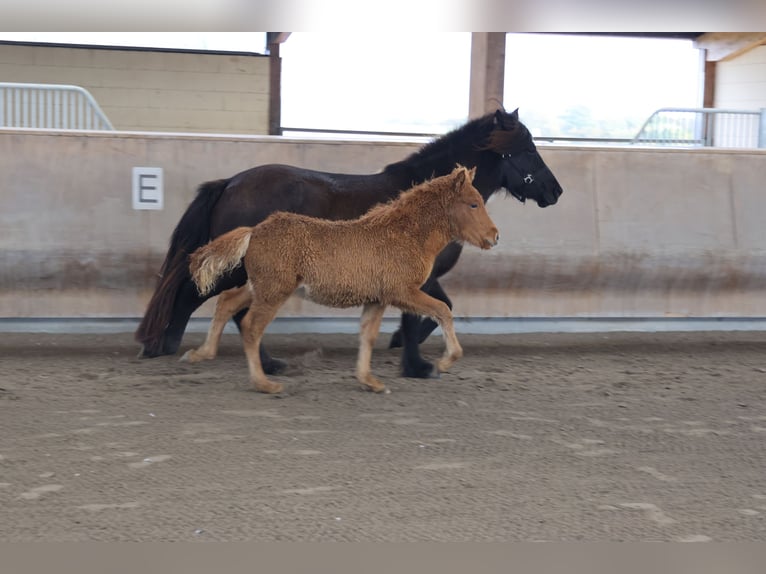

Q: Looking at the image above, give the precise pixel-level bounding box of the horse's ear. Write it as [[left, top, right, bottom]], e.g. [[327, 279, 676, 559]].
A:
[[495, 108, 519, 129], [468, 166, 477, 181]]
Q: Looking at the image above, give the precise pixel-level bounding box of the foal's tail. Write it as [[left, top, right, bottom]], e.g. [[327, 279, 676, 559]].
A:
[[190, 227, 253, 297], [135, 178, 231, 352]]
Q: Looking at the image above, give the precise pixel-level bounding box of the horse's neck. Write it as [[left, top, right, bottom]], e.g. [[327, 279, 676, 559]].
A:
[[385, 147, 464, 188]]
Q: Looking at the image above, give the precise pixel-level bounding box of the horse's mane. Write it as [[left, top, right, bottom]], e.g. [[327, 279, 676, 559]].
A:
[[479, 120, 530, 154], [391, 110, 529, 172], [407, 114, 494, 161]]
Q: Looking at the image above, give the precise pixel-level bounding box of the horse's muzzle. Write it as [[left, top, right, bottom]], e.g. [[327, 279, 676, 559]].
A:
[[537, 185, 563, 208]]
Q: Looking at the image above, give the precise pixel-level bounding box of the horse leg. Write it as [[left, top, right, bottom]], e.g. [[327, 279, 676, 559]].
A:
[[240, 300, 285, 394], [180, 286, 251, 363], [232, 306, 288, 375], [396, 290, 463, 375], [151, 279, 209, 357], [356, 303, 388, 393], [398, 312, 438, 379]]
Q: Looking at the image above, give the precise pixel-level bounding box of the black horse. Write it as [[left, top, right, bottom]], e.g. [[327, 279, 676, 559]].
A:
[[136, 108, 563, 377]]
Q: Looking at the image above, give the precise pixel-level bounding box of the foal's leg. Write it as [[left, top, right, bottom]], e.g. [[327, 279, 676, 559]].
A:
[[415, 280, 452, 343], [240, 298, 287, 394], [395, 290, 463, 374], [180, 286, 251, 363], [393, 277, 454, 379], [390, 242, 462, 351], [389, 278, 453, 348], [356, 303, 388, 393], [232, 307, 288, 375]]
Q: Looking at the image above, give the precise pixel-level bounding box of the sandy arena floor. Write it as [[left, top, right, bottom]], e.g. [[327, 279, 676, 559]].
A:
[[1, 330, 765, 541]]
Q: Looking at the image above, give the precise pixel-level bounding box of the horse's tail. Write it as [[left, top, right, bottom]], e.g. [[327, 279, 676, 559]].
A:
[[135, 178, 231, 350], [190, 227, 253, 297]]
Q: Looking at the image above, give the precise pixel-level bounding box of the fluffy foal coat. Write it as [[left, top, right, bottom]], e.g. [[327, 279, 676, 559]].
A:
[[189, 166, 499, 394]]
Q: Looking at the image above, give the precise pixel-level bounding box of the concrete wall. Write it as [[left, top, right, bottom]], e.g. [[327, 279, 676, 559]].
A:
[[0, 43, 269, 134], [1, 129, 765, 321]]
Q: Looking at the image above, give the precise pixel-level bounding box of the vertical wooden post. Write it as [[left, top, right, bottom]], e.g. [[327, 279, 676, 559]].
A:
[[267, 32, 290, 135], [469, 33, 506, 119], [703, 58, 716, 108], [700, 51, 717, 146]]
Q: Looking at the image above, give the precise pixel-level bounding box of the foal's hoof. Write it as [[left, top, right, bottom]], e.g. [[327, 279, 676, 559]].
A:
[[359, 378, 389, 394], [263, 357, 288, 375], [401, 360, 438, 379], [179, 350, 209, 363], [254, 380, 284, 394]]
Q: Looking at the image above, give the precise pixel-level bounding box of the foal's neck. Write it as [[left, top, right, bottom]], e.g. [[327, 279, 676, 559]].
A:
[[388, 193, 454, 256]]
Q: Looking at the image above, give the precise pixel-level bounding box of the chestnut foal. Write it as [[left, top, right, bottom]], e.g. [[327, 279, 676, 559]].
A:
[[189, 166, 499, 394]]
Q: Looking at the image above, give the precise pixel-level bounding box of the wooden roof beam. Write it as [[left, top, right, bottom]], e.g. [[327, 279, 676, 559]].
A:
[[695, 32, 766, 61]]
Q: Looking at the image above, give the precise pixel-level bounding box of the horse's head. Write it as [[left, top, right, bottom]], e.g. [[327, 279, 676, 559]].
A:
[[446, 165, 499, 251], [482, 108, 563, 208]]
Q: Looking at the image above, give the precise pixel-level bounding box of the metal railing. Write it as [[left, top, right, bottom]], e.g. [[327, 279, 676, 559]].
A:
[[0, 82, 114, 130], [631, 107, 765, 148], [285, 108, 766, 150]]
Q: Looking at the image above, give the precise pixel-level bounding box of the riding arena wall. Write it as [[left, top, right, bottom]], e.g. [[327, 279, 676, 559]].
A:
[[1, 129, 765, 325]]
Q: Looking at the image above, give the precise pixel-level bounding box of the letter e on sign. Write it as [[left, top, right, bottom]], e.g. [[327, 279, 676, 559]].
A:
[[132, 167, 164, 210]]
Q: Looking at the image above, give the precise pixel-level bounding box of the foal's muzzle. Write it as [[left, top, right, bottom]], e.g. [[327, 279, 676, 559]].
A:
[[483, 230, 500, 249]]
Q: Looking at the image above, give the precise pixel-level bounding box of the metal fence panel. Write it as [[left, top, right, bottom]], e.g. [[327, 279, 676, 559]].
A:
[[632, 107, 763, 148], [0, 82, 114, 131]]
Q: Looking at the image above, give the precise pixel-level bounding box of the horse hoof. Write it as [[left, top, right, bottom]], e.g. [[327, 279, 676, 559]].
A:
[[137, 345, 161, 359], [263, 357, 289, 375], [401, 361, 436, 379], [388, 330, 403, 349]]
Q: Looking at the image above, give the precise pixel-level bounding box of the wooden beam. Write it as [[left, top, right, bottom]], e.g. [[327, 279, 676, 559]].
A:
[[267, 32, 291, 45], [695, 32, 766, 62]]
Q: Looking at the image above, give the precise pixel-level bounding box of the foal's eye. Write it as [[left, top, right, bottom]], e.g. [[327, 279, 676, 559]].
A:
[[470, 203, 478, 209]]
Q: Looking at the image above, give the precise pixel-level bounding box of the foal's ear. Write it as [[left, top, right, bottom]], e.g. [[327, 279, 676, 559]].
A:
[[453, 167, 467, 189], [468, 166, 477, 181]]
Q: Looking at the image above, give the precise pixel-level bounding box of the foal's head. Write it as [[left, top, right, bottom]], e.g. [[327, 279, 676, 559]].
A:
[[445, 166, 499, 250]]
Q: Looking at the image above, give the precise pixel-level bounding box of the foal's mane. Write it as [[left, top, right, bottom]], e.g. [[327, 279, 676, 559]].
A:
[[362, 167, 467, 225]]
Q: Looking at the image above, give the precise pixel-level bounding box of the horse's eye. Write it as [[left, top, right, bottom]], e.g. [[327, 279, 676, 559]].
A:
[[470, 203, 478, 209]]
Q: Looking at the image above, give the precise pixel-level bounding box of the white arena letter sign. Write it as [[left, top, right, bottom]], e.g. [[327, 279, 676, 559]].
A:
[[132, 167, 164, 210]]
